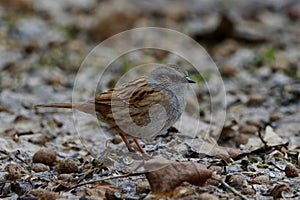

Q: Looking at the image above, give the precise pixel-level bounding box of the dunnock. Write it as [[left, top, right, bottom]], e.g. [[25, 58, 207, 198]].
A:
[[35, 64, 195, 153]]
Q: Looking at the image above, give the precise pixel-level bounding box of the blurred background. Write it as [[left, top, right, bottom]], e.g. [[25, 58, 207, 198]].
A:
[[0, 0, 300, 199], [1, 0, 299, 143]]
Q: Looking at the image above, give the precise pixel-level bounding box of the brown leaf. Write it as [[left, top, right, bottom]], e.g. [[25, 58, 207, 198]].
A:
[[145, 159, 212, 193]]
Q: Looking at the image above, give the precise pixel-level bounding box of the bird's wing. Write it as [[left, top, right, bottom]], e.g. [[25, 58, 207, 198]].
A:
[[94, 76, 171, 127], [94, 76, 170, 107]]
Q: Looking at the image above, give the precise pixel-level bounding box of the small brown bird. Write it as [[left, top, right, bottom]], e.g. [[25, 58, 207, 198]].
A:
[[35, 64, 195, 153]]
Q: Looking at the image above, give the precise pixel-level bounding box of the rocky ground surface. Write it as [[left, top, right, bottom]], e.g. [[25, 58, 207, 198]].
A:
[[0, 0, 300, 199]]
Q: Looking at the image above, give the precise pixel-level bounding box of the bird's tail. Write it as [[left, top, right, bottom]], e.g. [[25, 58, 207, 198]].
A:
[[34, 103, 73, 109], [34, 102, 95, 114]]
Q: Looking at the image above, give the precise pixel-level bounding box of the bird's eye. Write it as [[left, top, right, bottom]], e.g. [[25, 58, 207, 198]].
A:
[[185, 76, 196, 83]]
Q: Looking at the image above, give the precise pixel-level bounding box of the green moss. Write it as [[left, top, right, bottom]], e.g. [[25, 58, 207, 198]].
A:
[[254, 47, 277, 67], [59, 25, 79, 40]]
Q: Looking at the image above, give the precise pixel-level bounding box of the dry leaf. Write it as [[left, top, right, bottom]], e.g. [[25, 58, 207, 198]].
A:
[[145, 159, 212, 193]]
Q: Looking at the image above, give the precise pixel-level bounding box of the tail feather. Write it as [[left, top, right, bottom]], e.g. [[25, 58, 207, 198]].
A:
[[35, 102, 95, 114], [34, 103, 73, 109]]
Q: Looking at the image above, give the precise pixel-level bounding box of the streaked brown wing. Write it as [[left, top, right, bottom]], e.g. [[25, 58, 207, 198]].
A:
[[93, 76, 170, 127]]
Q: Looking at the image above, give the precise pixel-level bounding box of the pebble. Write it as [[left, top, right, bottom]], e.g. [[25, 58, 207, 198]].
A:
[[247, 93, 266, 106], [32, 148, 56, 165], [28, 188, 57, 200], [285, 164, 299, 178], [5, 163, 22, 181], [32, 163, 50, 172], [225, 174, 245, 189], [220, 65, 238, 77], [241, 185, 256, 195], [136, 180, 150, 194], [199, 192, 219, 200], [55, 159, 78, 173], [234, 133, 249, 147], [239, 124, 259, 134], [253, 175, 270, 184], [270, 112, 283, 122]]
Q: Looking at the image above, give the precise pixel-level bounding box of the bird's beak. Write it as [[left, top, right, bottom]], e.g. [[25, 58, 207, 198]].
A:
[[186, 76, 196, 83]]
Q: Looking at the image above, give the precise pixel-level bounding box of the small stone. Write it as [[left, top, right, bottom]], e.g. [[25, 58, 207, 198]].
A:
[[239, 124, 259, 134], [164, 3, 187, 21], [212, 40, 239, 57], [234, 133, 249, 147], [247, 94, 265, 106], [111, 135, 122, 144], [227, 148, 242, 159], [28, 189, 57, 200], [136, 180, 150, 194], [270, 112, 283, 122], [270, 54, 290, 72], [172, 186, 196, 198], [28, 134, 50, 145], [271, 62, 289, 71], [241, 185, 256, 195], [32, 163, 49, 172], [11, 182, 34, 196], [208, 166, 223, 175], [55, 160, 78, 173], [287, 3, 300, 21], [206, 178, 221, 187], [245, 120, 263, 128], [285, 164, 299, 178], [5, 163, 22, 181], [57, 174, 73, 181], [220, 65, 238, 77], [220, 126, 236, 140], [199, 192, 219, 200], [225, 174, 245, 189], [253, 175, 270, 184], [215, 153, 232, 163], [32, 148, 56, 165]]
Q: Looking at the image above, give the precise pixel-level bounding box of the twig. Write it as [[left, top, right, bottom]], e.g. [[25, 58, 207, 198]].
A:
[[66, 172, 145, 191], [211, 175, 249, 200], [258, 127, 268, 148]]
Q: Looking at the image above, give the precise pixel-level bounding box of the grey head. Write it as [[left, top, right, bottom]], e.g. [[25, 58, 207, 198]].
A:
[[149, 64, 195, 88], [148, 64, 195, 120]]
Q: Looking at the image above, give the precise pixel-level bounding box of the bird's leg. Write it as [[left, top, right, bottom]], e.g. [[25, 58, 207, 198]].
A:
[[119, 133, 134, 152], [133, 138, 145, 154]]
